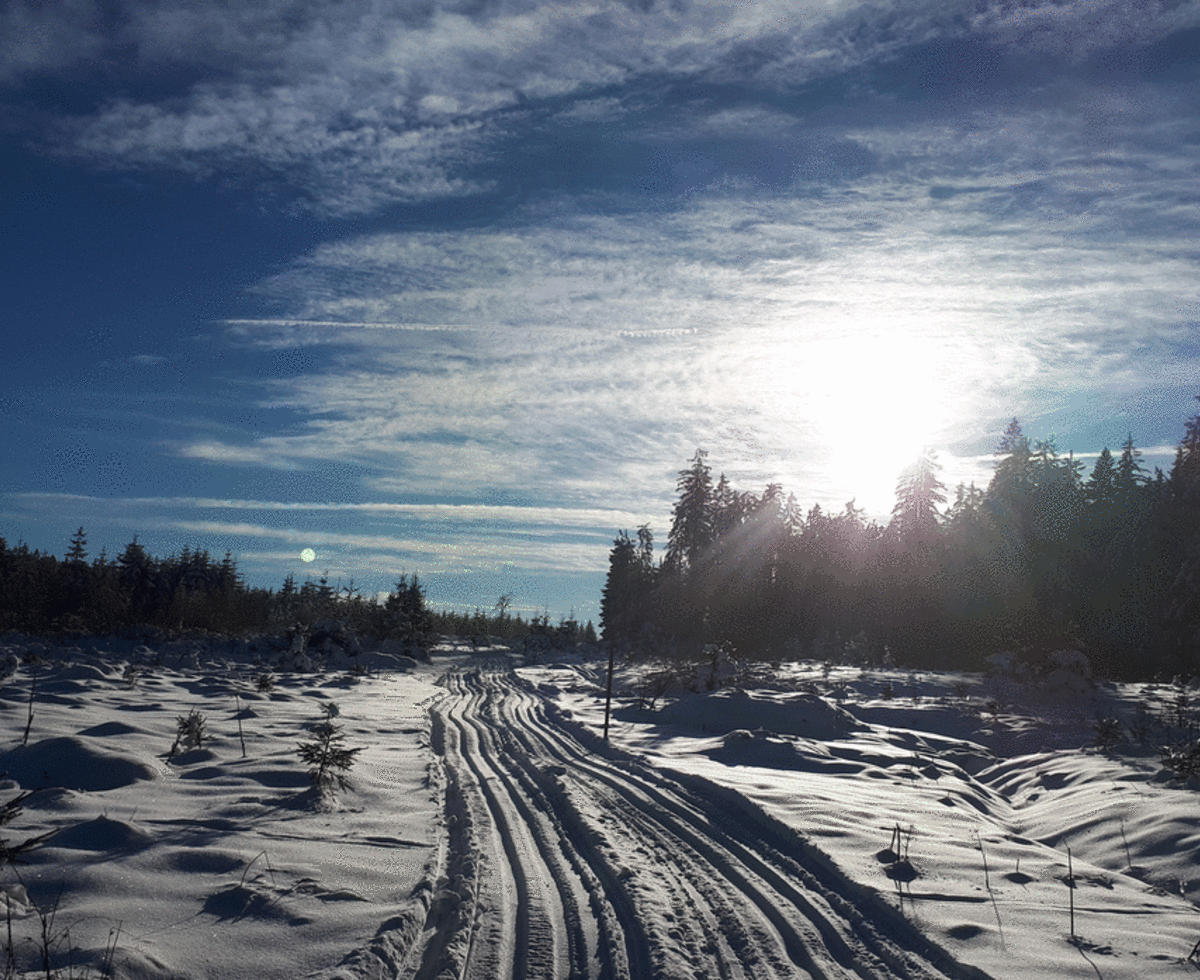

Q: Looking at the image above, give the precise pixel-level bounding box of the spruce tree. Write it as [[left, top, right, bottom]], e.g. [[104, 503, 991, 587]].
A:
[[600, 531, 640, 643], [1171, 396, 1200, 502], [65, 527, 88, 566], [666, 449, 714, 575], [890, 450, 946, 546], [1115, 434, 1146, 498], [991, 419, 1032, 493], [1086, 448, 1117, 505], [117, 537, 155, 622], [385, 574, 434, 652]]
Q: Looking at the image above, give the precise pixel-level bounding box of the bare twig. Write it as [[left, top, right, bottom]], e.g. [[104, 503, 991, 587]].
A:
[[234, 694, 246, 758], [1067, 846, 1076, 940], [21, 676, 35, 747]]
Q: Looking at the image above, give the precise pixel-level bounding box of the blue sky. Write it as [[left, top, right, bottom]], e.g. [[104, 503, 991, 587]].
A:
[[3, 1, 1199, 624]]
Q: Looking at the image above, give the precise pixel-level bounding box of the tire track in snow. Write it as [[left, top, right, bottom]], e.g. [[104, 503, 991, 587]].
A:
[[415, 667, 644, 980], [413, 665, 990, 980]]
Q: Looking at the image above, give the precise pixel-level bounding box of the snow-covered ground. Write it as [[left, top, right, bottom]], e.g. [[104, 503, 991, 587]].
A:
[[536, 655, 1200, 980], [0, 633, 1198, 979]]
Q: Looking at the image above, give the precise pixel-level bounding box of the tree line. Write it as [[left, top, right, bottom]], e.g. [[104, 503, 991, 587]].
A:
[[0, 531, 596, 646], [601, 401, 1200, 680]]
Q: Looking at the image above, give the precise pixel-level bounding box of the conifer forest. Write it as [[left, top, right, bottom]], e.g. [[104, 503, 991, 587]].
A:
[[601, 404, 1200, 680], [6, 404, 1200, 681]]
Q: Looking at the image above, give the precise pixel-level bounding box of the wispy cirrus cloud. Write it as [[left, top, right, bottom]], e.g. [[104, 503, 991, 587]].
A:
[[11, 492, 655, 531], [5, 492, 626, 585], [206, 143, 1200, 512], [7, 1, 1195, 216]]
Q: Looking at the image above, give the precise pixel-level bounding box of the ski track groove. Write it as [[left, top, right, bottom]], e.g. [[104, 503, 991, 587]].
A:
[[400, 661, 993, 980]]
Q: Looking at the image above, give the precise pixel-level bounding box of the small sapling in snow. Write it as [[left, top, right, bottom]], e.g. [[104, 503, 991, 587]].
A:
[[1129, 700, 1155, 744], [1158, 739, 1200, 781], [1171, 683, 1193, 732], [254, 673, 275, 693], [296, 702, 362, 797], [1092, 714, 1123, 750], [168, 710, 209, 761]]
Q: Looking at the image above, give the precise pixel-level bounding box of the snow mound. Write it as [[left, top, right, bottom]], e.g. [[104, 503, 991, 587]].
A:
[[53, 663, 114, 682], [47, 814, 155, 852], [710, 729, 863, 773], [77, 720, 157, 738], [657, 690, 864, 739], [0, 736, 161, 792]]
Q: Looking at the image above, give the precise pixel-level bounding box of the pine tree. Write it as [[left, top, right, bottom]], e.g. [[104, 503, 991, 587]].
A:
[[666, 449, 714, 575], [1171, 396, 1200, 502], [991, 418, 1032, 493], [1115, 434, 1146, 499], [297, 702, 362, 796], [600, 531, 640, 643], [1086, 448, 1117, 505], [890, 450, 946, 545], [65, 527, 88, 566], [385, 574, 434, 652], [117, 537, 155, 621]]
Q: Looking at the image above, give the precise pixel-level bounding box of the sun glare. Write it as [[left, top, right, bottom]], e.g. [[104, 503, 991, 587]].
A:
[[785, 331, 955, 516]]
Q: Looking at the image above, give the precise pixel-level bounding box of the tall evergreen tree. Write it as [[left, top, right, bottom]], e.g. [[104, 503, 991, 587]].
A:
[[1115, 434, 1146, 498], [890, 450, 946, 545], [1085, 448, 1117, 505], [1170, 396, 1200, 502], [991, 419, 1032, 493], [666, 449, 714, 575], [65, 527, 88, 566], [117, 537, 155, 621], [385, 574, 434, 651], [600, 531, 640, 643], [711, 473, 740, 538]]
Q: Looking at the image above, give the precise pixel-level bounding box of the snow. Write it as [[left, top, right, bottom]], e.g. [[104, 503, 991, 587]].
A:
[[0, 633, 1198, 979], [540, 659, 1200, 979], [0, 635, 442, 980]]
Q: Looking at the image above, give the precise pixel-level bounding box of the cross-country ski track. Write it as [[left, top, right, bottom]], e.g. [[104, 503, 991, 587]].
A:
[[397, 661, 991, 980]]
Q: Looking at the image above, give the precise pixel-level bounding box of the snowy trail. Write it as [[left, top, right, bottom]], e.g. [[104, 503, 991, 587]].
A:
[[406, 662, 992, 980]]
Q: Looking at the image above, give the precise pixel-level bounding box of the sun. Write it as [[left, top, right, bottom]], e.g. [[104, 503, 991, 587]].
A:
[[300, 548, 316, 563], [791, 331, 954, 515]]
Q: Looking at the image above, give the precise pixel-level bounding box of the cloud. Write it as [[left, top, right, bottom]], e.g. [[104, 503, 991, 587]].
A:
[[201, 139, 1200, 513], [0, 0, 109, 83], [9, 1, 1196, 215], [5, 491, 623, 579], [10, 492, 655, 531]]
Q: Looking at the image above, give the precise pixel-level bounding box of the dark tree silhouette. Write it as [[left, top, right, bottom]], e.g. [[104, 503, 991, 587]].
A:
[[666, 449, 715, 576], [890, 449, 946, 545]]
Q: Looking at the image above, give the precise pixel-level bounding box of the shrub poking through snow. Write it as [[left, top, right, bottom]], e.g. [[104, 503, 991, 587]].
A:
[[1093, 714, 1124, 750], [254, 672, 275, 693], [0, 791, 56, 865], [1158, 739, 1200, 781], [297, 702, 362, 797], [1130, 700, 1155, 744], [169, 709, 208, 760], [1170, 684, 1194, 734]]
